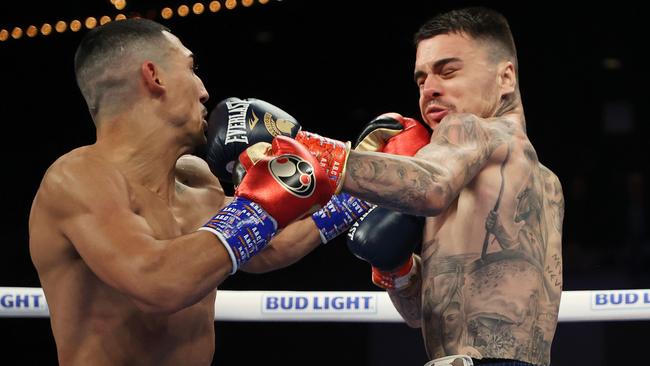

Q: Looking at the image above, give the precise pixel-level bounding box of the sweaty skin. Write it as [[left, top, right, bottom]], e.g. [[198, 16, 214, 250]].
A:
[[29, 152, 321, 366], [29, 153, 226, 366], [29, 30, 321, 366], [342, 33, 563, 365]]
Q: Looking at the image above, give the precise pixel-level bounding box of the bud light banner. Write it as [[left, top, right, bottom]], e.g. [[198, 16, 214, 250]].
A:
[[591, 289, 650, 311]]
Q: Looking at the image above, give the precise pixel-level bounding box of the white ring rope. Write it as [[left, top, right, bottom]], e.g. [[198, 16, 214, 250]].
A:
[[1, 287, 649, 322]]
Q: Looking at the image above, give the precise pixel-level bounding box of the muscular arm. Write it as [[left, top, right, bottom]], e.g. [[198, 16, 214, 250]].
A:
[[41, 156, 233, 314], [241, 218, 322, 273], [343, 114, 512, 216], [179, 155, 324, 274], [387, 255, 423, 328]]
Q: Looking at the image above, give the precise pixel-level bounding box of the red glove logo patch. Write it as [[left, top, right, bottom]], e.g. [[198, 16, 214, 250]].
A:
[[269, 155, 316, 198]]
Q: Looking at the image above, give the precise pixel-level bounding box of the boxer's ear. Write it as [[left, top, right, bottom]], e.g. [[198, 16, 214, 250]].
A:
[[141, 61, 165, 95], [497, 60, 516, 97]]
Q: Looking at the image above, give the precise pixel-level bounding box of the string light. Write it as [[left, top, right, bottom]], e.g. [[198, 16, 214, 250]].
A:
[[41, 23, 52, 36], [55, 21, 67, 33], [1, 0, 276, 42], [11, 27, 23, 39], [209, 1, 221, 12], [114, 0, 127, 11], [85, 17, 98, 29], [100, 16, 112, 25], [161, 7, 174, 19], [192, 3, 205, 15], [26, 25, 38, 38], [178, 5, 190, 17], [70, 20, 82, 32]]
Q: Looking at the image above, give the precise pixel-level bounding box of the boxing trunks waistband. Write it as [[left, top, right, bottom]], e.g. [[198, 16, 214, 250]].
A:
[[424, 355, 537, 366]]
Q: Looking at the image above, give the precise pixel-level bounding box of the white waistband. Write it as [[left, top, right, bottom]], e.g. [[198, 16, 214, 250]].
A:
[[424, 355, 473, 366]]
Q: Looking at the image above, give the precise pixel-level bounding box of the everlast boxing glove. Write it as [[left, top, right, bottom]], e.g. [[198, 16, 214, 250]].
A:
[[206, 97, 350, 189], [206, 97, 302, 183]]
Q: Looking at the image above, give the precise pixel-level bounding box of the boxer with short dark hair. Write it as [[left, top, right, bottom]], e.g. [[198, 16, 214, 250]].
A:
[[266, 7, 564, 366], [28, 18, 362, 366]]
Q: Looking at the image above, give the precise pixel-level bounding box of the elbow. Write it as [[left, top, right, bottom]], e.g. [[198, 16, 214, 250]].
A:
[[131, 284, 191, 315], [421, 187, 453, 217], [239, 262, 270, 274], [124, 258, 198, 314]]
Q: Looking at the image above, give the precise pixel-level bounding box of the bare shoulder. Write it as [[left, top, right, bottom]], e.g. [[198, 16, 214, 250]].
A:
[[425, 113, 519, 151], [175, 154, 223, 191], [35, 148, 125, 210], [539, 163, 560, 181], [539, 163, 564, 196], [29, 147, 132, 249]]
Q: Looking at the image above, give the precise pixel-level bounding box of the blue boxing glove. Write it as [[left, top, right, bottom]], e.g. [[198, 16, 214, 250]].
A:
[[311, 192, 372, 243]]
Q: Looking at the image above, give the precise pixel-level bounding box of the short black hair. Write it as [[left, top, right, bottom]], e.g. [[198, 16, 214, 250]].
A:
[[74, 18, 171, 118], [414, 7, 517, 68]]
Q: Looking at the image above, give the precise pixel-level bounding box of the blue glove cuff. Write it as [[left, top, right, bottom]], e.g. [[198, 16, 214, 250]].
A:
[[199, 197, 277, 274], [311, 192, 371, 243]]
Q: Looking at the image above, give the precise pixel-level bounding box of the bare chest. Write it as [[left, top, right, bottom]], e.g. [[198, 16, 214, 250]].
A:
[[422, 185, 497, 261], [130, 183, 225, 239]]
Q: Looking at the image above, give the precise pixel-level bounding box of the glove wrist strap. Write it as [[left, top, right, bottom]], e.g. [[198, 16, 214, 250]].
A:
[[311, 193, 371, 243], [295, 131, 350, 194], [198, 197, 277, 274], [371, 256, 416, 290]]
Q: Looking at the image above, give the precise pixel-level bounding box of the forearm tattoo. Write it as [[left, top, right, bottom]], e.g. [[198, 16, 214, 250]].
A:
[[345, 114, 515, 216], [345, 153, 444, 215]]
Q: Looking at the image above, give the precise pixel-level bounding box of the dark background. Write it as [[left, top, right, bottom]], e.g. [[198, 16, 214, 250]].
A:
[[1, 0, 648, 364]]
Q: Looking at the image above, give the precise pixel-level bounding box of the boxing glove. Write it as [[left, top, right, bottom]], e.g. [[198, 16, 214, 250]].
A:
[[347, 206, 424, 289], [345, 112, 431, 289], [305, 113, 430, 244], [234, 151, 370, 244], [355, 112, 432, 156], [293, 112, 432, 192], [207, 97, 350, 189], [236, 136, 336, 228], [206, 97, 302, 183], [293, 130, 351, 194], [199, 136, 335, 273]]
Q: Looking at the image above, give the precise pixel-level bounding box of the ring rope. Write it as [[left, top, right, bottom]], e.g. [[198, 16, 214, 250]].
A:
[[1, 287, 649, 322]]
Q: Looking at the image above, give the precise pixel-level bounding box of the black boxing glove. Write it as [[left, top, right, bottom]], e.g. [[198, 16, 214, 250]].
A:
[[345, 112, 431, 289], [347, 206, 424, 290], [206, 97, 302, 182]]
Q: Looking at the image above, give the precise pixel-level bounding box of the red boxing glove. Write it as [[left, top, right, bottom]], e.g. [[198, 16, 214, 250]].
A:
[[355, 112, 431, 155], [294, 130, 351, 194], [236, 136, 336, 228]]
